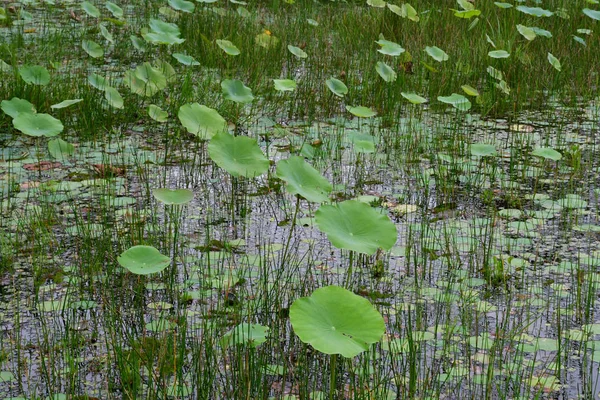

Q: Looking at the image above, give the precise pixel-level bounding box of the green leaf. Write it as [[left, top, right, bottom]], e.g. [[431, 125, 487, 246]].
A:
[[453, 9, 481, 19], [425, 46, 449, 62], [100, 24, 114, 43], [255, 32, 279, 49], [216, 39, 241, 55], [82, 1, 101, 17], [375, 61, 397, 82], [456, 0, 474, 11], [125, 62, 167, 96], [130, 35, 147, 52], [470, 143, 497, 157], [401, 92, 427, 104], [117, 245, 171, 275], [178, 103, 227, 140], [48, 138, 75, 160], [346, 105, 376, 118], [494, 2, 512, 8], [13, 113, 64, 137], [104, 86, 124, 109], [487, 66, 503, 80], [461, 85, 479, 96], [221, 79, 254, 103], [105, 1, 123, 18], [220, 323, 269, 348], [82, 40, 104, 58], [168, 0, 195, 13], [326, 77, 348, 97], [583, 8, 600, 20], [437, 93, 471, 111], [376, 39, 405, 56], [290, 286, 386, 357], [208, 131, 269, 178], [148, 104, 169, 122], [367, 0, 386, 7], [88, 72, 109, 90], [172, 53, 200, 66], [516, 24, 537, 40], [349, 133, 375, 153], [51, 99, 83, 109], [276, 156, 332, 203], [273, 79, 297, 92], [532, 27, 552, 38], [532, 147, 562, 161], [547, 52, 561, 71], [143, 19, 185, 45], [315, 200, 397, 255], [153, 188, 194, 205], [19, 65, 50, 85], [1, 97, 36, 118], [488, 50, 510, 58], [287, 45, 308, 59], [388, 3, 419, 21], [516, 6, 553, 17]]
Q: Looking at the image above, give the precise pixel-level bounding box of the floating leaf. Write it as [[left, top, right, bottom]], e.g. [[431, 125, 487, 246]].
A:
[[1, 97, 36, 118], [547, 52, 561, 71], [13, 113, 63, 137], [168, 0, 195, 13], [104, 86, 124, 109], [82, 40, 104, 58], [349, 133, 376, 153], [153, 188, 194, 205], [208, 131, 269, 178], [288, 45, 308, 59], [216, 39, 241, 55], [425, 46, 449, 62], [488, 50, 510, 58], [273, 79, 297, 91], [178, 103, 227, 140], [82, 1, 101, 17], [517, 24, 536, 40], [325, 77, 348, 97], [48, 138, 75, 160], [105, 1, 123, 18], [532, 147, 562, 161], [290, 286, 385, 358], [346, 105, 376, 118], [143, 19, 185, 45], [516, 6, 552, 17], [315, 200, 397, 255], [276, 156, 332, 203], [220, 323, 269, 348], [148, 104, 169, 122], [19, 65, 50, 85], [401, 92, 427, 104], [117, 245, 171, 275], [437, 93, 471, 111], [375, 61, 397, 82], [470, 143, 497, 157], [221, 79, 254, 103], [172, 53, 200, 66], [124, 62, 167, 96], [376, 39, 405, 56]]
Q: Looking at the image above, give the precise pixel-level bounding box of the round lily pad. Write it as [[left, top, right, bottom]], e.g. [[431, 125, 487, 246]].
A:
[[13, 113, 64, 137], [290, 285, 385, 358], [152, 188, 194, 205], [208, 131, 269, 178], [117, 245, 171, 275]]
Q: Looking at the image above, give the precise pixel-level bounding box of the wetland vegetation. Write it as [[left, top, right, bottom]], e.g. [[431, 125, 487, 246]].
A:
[[1, 0, 600, 398]]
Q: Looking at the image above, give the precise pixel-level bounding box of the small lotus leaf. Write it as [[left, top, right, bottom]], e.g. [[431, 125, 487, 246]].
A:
[[105, 1, 123, 18], [532, 147, 562, 161], [376, 39, 405, 56], [547, 52, 561, 71], [437, 93, 471, 111], [172, 53, 200, 66], [315, 200, 397, 255], [82, 40, 104, 58], [168, 0, 195, 13], [470, 143, 497, 157], [208, 131, 269, 178], [273, 79, 297, 91], [216, 39, 241, 55], [220, 323, 269, 348], [488, 50, 510, 58], [82, 1, 100, 17], [19, 65, 50, 85], [583, 8, 600, 21], [276, 156, 332, 202], [104, 86, 124, 109], [48, 138, 75, 160], [178, 103, 227, 140], [401, 92, 427, 104], [51, 99, 83, 109], [290, 286, 385, 358], [117, 245, 171, 275], [221, 79, 254, 103], [375, 61, 397, 82], [346, 106, 376, 118], [516, 6, 552, 17], [1, 97, 36, 118], [148, 104, 169, 122], [288, 45, 308, 59], [325, 77, 348, 97], [425, 46, 449, 62], [13, 113, 63, 137], [153, 188, 194, 205]]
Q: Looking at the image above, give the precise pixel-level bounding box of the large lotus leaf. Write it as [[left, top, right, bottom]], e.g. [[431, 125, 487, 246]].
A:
[[326, 77, 348, 97], [290, 285, 385, 358], [19, 65, 50, 85], [276, 156, 332, 203], [1, 97, 36, 118], [221, 79, 254, 103], [178, 103, 227, 140], [125, 62, 167, 96], [13, 113, 63, 137], [315, 200, 397, 255], [153, 188, 194, 205], [220, 323, 269, 349], [117, 245, 171, 275], [208, 131, 269, 178]]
